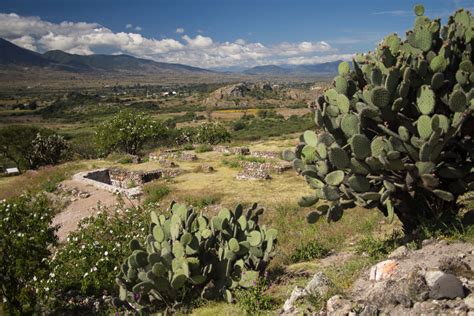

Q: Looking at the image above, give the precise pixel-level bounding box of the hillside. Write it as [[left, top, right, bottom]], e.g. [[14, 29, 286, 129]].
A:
[[243, 60, 343, 76], [0, 38, 213, 75]]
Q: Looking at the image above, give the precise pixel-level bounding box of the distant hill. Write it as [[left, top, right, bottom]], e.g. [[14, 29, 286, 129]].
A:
[[0, 38, 52, 66], [242, 60, 344, 76], [0, 38, 213, 75]]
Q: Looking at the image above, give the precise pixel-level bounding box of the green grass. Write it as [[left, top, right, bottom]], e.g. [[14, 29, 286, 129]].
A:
[[184, 194, 221, 208], [195, 144, 213, 153], [143, 183, 172, 205], [290, 240, 331, 263]]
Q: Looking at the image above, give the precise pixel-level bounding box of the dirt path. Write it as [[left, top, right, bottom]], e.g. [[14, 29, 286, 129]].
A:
[[52, 179, 133, 242]]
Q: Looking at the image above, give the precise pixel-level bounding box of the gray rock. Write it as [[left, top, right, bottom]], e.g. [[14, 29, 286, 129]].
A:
[[388, 245, 408, 258], [326, 295, 352, 314], [464, 294, 474, 309], [425, 270, 446, 287], [282, 286, 307, 314], [305, 272, 334, 298], [429, 273, 465, 299]]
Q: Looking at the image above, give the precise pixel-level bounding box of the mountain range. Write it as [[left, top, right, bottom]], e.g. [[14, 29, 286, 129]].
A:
[[242, 62, 342, 76], [0, 38, 212, 75], [0, 38, 340, 78]]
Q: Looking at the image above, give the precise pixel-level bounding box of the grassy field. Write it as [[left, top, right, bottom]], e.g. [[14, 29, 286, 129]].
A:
[[0, 135, 402, 314]]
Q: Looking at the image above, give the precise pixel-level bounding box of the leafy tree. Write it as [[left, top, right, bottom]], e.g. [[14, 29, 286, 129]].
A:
[[0, 125, 52, 171], [95, 111, 166, 155], [28, 134, 69, 169], [193, 122, 231, 145], [0, 194, 58, 315]]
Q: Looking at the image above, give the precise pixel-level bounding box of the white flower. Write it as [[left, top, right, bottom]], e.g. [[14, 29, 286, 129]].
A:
[[45, 287, 49, 292], [84, 272, 88, 277], [81, 245, 86, 249], [104, 251, 108, 256], [33, 276, 37, 282]]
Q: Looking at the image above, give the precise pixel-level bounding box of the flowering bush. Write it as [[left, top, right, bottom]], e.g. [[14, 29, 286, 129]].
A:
[[0, 194, 58, 315], [35, 202, 151, 313], [192, 122, 231, 145], [28, 133, 70, 169], [95, 110, 167, 155]]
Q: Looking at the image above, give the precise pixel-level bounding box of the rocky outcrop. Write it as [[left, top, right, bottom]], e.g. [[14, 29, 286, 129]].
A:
[[282, 240, 474, 315]]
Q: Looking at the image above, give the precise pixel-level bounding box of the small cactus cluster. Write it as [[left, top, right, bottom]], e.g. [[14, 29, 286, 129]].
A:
[[283, 5, 474, 231], [116, 202, 277, 312]]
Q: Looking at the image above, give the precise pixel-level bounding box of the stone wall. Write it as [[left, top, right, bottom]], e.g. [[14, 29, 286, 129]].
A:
[[109, 168, 162, 188], [213, 145, 250, 155], [250, 150, 281, 159]]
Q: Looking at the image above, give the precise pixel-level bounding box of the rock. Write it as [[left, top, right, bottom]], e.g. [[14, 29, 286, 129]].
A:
[[422, 238, 435, 247], [369, 259, 398, 281], [305, 272, 334, 298], [79, 192, 90, 199], [326, 295, 352, 314], [429, 273, 465, 299], [425, 270, 446, 287], [464, 294, 474, 309], [388, 245, 408, 258], [438, 256, 472, 278], [199, 164, 215, 173], [282, 286, 307, 313]]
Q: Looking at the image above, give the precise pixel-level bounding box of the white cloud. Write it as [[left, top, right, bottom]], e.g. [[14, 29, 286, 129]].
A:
[[175, 27, 184, 34], [182, 34, 213, 48], [0, 12, 352, 68], [135, 26, 142, 31]]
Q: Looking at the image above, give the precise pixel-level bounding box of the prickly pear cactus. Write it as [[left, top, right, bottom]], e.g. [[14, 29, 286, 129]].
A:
[[284, 5, 474, 231], [116, 202, 277, 312]]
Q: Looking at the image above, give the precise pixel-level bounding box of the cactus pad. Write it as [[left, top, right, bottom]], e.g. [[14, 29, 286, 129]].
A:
[[325, 170, 345, 186], [416, 85, 436, 114], [370, 87, 391, 108], [350, 134, 371, 159], [328, 147, 349, 169]]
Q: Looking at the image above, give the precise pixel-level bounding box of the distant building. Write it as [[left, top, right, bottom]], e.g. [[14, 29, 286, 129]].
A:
[[5, 167, 19, 176]]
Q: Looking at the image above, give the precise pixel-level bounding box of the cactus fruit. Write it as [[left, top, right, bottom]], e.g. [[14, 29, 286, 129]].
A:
[[116, 202, 277, 312], [285, 5, 474, 231]]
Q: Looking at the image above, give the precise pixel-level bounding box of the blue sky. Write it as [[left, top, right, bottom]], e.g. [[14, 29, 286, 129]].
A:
[[0, 0, 472, 68]]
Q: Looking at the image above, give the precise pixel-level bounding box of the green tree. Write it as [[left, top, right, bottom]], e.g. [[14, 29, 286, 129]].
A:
[[95, 111, 166, 155], [28, 134, 69, 169], [0, 125, 52, 171], [0, 194, 58, 315]]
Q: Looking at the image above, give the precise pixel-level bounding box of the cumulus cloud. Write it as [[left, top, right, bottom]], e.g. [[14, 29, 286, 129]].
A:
[[0, 12, 352, 68]]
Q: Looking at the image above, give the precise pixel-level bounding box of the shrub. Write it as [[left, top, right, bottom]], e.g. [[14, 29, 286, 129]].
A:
[[184, 194, 221, 208], [195, 144, 213, 153], [285, 5, 474, 232], [143, 184, 171, 205], [116, 202, 277, 313], [192, 122, 231, 145], [234, 275, 275, 315], [35, 203, 150, 314], [290, 240, 331, 263], [0, 125, 53, 171], [0, 194, 58, 315], [69, 133, 100, 160], [28, 134, 69, 169], [95, 111, 167, 155]]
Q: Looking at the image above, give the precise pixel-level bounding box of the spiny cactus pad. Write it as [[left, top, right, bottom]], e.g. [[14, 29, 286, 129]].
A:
[[117, 203, 277, 309], [289, 4, 473, 231]]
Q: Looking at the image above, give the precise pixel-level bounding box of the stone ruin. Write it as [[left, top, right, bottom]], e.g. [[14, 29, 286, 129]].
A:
[[149, 150, 197, 162], [241, 161, 292, 174], [73, 167, 177, 198], [250, 150, 281, 159], [236, 162, 272, 181], [212, 145, 250, 155]]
